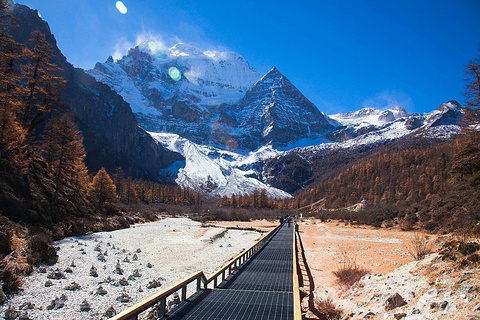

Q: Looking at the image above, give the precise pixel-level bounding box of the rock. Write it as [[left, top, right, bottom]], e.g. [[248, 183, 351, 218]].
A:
[[363, 311, 375, 319], [18, 302, 35, 310], [147, 262, 153, 268], [114, 260, 124, 275], [136, 248, 142, 253], [430, 300, 448, 310], [411, 308, 421, 315], [104, 306, 117, 317], [38, 267, 47, 273], [64, 282, 81, 291], [96, 285, 108, 296], [80, 299, 91, 312], [47, 268, 66, 280], [394, 313, 406, 319], [116, 290, 131, 303], [46, 295, 67, 310], [385, 293, 407, 310], [44, 280, 53, 287], [119, 277, 129, 286], [0, 285, 6, 305], [473, 303, 480, 312], [97, 253, 106, 262], [132, 269, 141, 277], [64, 267, 73, 273], [4, 305, 19, 319], [123, 256, 130, 263], [132, 254, 138, 261], [90, 266, 98, 277], [147, 279, 162, 289], [18, 310, 31, 320]]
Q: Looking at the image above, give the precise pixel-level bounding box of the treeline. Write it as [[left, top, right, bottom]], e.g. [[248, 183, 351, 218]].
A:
[[216, 188, 288, 209], [292, 130, 480, 232], [295, 139, 455, 209], [111, 169, 203, 206]]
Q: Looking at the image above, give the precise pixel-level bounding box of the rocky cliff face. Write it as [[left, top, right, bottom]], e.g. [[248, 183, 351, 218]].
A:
[[234, 67, 334, 150], [89, 42, 260, 151], [7, 3, 182, 180]]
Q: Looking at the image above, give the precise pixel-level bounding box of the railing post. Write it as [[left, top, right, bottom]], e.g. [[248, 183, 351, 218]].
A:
[[182, 285, 187, 302], [197, 277, 202, 291]]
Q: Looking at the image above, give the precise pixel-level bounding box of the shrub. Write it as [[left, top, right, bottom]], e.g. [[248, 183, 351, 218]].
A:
[[0, 257, 26, 293], [332, 252, 369, 287], [406, 232, 433, 260], [314, 298, 343, 320], [27, 232, 58, 266]]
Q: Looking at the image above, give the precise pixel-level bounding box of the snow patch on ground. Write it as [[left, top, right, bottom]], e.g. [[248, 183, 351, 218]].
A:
[[1, 218, 260, 320]]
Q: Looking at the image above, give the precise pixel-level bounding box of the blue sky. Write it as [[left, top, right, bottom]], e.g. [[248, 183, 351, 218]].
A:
[[16, 0, 480, 114]]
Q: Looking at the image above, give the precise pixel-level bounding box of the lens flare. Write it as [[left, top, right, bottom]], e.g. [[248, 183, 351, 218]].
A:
[[115, 1, 128, 14], [168, 67, 182, 82]]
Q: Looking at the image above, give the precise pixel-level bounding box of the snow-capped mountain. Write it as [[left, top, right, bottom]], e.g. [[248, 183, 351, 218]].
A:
[[324, 101, 463, 143], [88, 43, 334, 152], [149, 133, 291, 198], [88, 40, 465, 198], [88, 42, 260, 150], [232, 67, 334, 150]]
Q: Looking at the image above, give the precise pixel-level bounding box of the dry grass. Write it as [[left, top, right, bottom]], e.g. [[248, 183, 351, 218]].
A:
[[406, 232, 433, 260], [0, 257, 29, 293], [314, 297, 343, 320], [332, 252, 370, 287]]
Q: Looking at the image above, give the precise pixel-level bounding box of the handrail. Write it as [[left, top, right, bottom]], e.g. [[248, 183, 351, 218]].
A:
[[110, 224, 280, 320], [293, 223, 302, 320]]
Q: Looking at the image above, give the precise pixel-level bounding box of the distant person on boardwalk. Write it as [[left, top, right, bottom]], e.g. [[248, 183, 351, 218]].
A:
[[279, 216, 284, 225], [287, 216, 292, 228]]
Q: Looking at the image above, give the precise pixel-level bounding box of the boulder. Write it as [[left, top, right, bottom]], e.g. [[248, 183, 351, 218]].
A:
[[385, 293, 407, 310]]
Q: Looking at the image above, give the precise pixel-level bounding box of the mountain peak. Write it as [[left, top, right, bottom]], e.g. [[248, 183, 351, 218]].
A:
[[169, 43, 203, 57], [263, 66, 283, 78]]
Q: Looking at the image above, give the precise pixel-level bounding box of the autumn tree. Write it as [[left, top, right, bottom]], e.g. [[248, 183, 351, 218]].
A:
[[90, 167, 117, 210], [21, 30, 65, 135], [42, 113, 89, 205], [454, 53, 480, 186], [0, 0, 27, 167]]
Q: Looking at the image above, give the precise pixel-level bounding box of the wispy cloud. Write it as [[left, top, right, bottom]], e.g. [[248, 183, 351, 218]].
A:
[[112, 32, 169, 61], [112, 37, 134, 61], [362, 90, 413, 111]]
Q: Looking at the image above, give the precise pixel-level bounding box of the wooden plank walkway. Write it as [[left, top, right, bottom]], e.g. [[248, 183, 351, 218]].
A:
[[162, 224, 298, 320]]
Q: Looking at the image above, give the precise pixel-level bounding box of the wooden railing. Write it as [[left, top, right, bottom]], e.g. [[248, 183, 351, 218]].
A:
[[293, 223, 302, 320], [110, 225, 281, 320]]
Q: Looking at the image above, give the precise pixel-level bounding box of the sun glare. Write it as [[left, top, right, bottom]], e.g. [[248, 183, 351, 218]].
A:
[[168, 67, 182, 82], [115, 1, 128, 14]]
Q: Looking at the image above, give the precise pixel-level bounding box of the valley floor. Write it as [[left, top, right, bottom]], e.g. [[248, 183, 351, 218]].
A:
[[2, 217, 479, 320], [212, 218, 480, 320], [298, 219, 480, 320], [0, 217, 261, 320]]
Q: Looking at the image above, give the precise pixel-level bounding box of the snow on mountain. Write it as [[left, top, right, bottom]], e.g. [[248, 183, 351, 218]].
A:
[[88, 41, 260, 148], [88, 40, 464, 197], [329, 106, 408, 127], [298, 101, 463, 153], [233, 67, 334, 150], [149, 132, 291, 199]]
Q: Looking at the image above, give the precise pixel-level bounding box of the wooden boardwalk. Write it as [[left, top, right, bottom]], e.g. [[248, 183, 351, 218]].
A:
[[162, 224, 298, 319]]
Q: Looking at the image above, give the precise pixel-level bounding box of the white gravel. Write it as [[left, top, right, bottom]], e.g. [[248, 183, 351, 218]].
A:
[[1, 217, 261, 319]]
